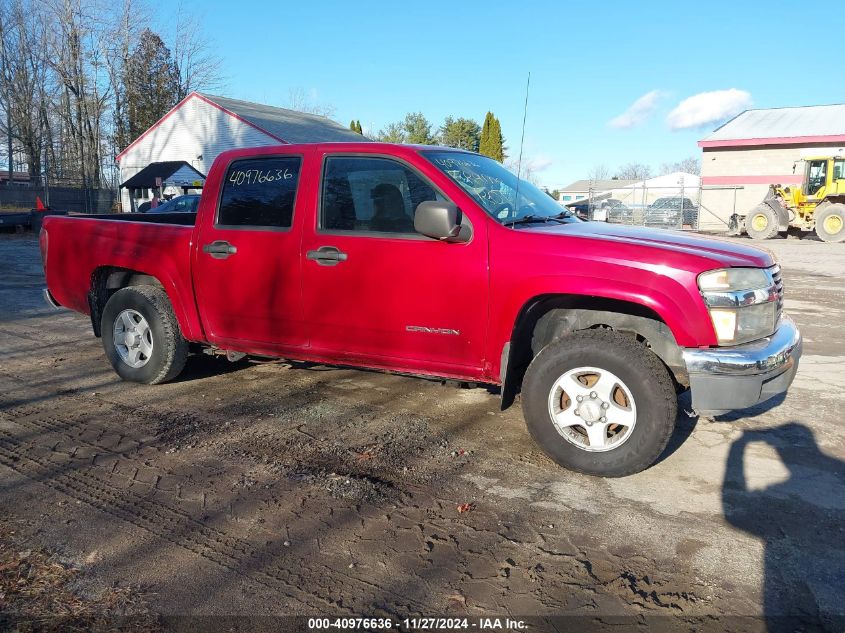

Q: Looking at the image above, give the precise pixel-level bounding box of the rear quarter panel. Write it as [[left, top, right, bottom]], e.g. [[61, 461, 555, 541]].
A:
[[42, 216, 203, 341]]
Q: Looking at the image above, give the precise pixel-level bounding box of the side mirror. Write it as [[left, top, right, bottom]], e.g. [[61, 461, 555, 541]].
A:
[[414, 201, 468, 242]]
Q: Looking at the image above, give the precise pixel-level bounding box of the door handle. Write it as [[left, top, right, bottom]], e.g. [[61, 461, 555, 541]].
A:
[[202, 240, 237, 259], [306, 246, 348, 266]]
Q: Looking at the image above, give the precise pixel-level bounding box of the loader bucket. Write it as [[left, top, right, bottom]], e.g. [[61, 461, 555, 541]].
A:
[[728, 213, 744, 236]]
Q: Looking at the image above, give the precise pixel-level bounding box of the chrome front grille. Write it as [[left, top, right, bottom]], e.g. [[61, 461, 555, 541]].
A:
[[770, 264, 784, 318]]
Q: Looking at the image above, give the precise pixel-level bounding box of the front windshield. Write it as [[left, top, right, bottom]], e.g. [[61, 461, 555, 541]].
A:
[[424, 151, 579, 225]]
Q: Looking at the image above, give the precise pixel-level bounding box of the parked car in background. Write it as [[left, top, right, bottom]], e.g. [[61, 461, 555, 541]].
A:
[[569, 201, 590, 220], [644, 197, 697, 229], [147, 194, 201, 214], [603, 199, 634, 224]]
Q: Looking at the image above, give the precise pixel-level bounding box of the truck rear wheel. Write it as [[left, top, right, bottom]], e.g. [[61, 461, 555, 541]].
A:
[[815, 203, 845, 243], [746, 204, 780, 240], [101, 286, 188, 384], [522, 329, 677, 477]]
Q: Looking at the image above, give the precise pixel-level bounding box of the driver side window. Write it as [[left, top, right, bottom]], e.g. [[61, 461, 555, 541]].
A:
[[320, 156, 445, 235]]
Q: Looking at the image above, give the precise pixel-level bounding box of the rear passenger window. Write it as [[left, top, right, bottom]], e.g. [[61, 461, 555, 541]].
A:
[[217, 157, 301, 228]]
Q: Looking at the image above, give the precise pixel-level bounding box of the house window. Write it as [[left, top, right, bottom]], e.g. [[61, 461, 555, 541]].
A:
[[562, 195, 572, 201]]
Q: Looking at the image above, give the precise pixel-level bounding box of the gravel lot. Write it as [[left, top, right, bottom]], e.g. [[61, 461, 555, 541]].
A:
[[0, 231, 843, 631]]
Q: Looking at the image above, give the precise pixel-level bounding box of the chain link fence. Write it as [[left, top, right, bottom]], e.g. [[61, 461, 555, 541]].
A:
[[567, 185, 744, 232], [0, 179, 119, 214]]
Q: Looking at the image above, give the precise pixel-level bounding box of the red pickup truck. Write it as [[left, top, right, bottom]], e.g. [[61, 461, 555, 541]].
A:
[[41, 142, 801, 476]]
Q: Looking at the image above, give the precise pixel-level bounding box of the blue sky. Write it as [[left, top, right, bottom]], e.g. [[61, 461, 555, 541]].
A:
[[191, 0, 842, 187]]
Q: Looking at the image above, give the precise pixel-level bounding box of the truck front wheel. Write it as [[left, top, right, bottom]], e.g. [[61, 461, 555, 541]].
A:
[[522, 330, 677, 477], [101, 286, 188, 384]]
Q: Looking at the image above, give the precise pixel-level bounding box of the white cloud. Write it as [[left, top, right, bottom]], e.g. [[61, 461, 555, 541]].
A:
[[526, 155, 553, 172], [666, 89, 752, 130], [608, 90, 664, 129]]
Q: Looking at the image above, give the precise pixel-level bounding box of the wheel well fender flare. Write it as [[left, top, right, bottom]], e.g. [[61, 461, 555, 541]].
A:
[[499, 296, 687, 409], [89, 266, 192, 339]]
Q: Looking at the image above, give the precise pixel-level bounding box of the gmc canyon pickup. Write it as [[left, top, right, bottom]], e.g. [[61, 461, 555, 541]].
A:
[[41, 143, 802, 476]]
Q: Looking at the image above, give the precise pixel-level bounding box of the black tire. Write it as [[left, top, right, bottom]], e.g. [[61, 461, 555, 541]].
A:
[[814, 203, 845, 243], [101, 286, 188, 384], [745, 204, 780, 240], [522, 329, 677, 477]]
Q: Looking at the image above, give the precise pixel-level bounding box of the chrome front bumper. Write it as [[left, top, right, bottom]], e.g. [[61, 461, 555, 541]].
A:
[[682, 315, 802, 415]]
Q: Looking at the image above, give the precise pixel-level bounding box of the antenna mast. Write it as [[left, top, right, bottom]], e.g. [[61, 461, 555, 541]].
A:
[[514, 72, 531, 209]]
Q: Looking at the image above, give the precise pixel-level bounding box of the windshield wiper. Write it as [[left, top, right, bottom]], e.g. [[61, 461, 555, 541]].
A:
[[504, 214, 569, 227]]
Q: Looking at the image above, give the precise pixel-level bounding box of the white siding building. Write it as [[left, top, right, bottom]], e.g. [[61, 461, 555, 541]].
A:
[[699, 104, 845, 229], [116, 92, 365, 211]]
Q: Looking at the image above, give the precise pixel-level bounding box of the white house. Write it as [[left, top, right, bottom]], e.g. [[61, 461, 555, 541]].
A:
[[557, 179, 639, 204], [614, 172, 701, 208], [561, 172, 700, 209], [116, 92, 365, 211]]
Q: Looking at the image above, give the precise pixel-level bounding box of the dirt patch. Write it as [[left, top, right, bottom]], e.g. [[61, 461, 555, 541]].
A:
[[0, 518, 159, 632]]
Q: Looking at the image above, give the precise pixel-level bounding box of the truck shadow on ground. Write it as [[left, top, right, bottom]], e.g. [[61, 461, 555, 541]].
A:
[[722, 422, 845, 633], [0, 364, 527, 623], [170, 353, 252, 382], [712, 393, 787, 422]]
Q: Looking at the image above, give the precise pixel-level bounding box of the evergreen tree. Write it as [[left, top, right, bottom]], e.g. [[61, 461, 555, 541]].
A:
[[479, 111, 505, 162], [439, 117, 481, 151], [350, 119, 357, 131], [376, 122, 406, 143], [349, 120, 363, 134], [479, 112, 494, 157], [122, 29, 180, 142], [403, 112, 435, 144]]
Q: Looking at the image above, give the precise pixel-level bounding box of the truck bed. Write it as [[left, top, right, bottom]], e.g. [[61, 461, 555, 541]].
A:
[[41, 213, 203, 340]]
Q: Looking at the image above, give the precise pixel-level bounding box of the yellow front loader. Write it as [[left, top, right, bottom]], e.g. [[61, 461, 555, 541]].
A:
[[730, 155, 845, 242]]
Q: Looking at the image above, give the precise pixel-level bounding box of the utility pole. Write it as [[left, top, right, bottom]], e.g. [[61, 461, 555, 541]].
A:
[[6, 106, 12, 184]]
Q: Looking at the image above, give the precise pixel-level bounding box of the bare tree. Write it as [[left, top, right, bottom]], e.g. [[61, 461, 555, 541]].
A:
[[615, 162, 653, 181], [504, 158, 540, 185], [171, 7, 225, 99], [287, 87, 336, 118], [43, 0, 114, 194], [103, 0, 146, 157], [588, 164, 611, 181], [0, 0, 51, 180], [660, 156, 701, 176]]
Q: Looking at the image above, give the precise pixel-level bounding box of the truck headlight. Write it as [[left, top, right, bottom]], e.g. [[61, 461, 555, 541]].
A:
[[698, 267, 779, 345]]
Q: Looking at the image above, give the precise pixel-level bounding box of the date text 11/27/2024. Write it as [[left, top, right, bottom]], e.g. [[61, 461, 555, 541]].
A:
[[307, 617, 528, 630]]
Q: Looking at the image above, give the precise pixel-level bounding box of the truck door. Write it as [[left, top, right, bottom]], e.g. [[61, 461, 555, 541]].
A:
[[300, 153, 488, 375], [193, 151, 309, 351]]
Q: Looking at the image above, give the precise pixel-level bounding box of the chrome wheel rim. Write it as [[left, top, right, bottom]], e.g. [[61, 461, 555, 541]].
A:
[[113, 309, 153, 368], [547, 366, 637, 452]]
